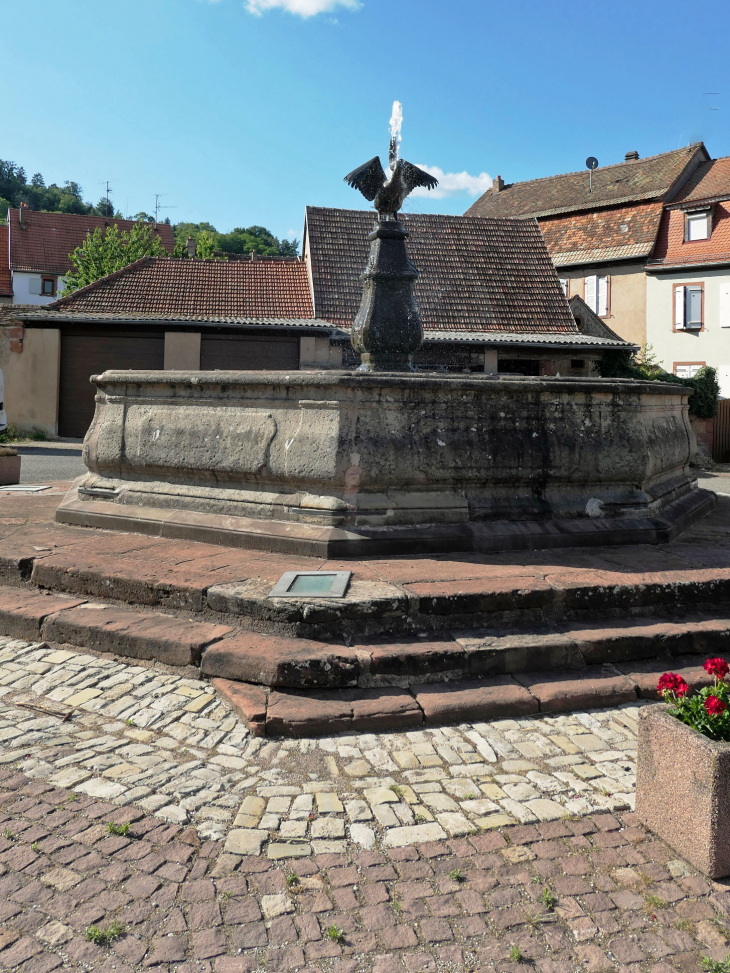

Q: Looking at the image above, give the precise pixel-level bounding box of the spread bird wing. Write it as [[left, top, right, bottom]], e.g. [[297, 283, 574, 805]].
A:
[[344, 157, 386, 201], [401, 161, 439, 193]]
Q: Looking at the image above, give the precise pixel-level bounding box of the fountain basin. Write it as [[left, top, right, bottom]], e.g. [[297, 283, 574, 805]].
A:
[[55, 369, 713, 556]]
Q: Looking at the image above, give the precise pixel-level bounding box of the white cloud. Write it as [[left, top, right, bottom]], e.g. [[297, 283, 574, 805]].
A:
[[245, 0, 361, 16], [411, 164, 492, 199], [285, 229, 298, 239]]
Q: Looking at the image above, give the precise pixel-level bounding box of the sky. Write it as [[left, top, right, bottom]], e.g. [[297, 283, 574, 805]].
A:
[[2, 0, 729, 244]]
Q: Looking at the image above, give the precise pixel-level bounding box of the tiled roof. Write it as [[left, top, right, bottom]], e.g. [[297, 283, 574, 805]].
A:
[[540, 203, 664, 267], [647, 201, 730, 270], [0, 226, 11, 297], [568, 295, 626, 342], [48, 256, 315, 319], [668, 157, 730, 206], [305, 207, 578, 334], [8, 209, 175, 275], [422, 329, 632, 349], [465, 145, 707, 220]]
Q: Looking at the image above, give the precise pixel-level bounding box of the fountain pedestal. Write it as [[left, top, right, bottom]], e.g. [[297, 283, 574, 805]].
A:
[[351, 220, 422, 372]]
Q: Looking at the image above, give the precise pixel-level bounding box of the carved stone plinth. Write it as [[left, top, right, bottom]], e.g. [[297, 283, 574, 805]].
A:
[[350, 220, 422, 371]]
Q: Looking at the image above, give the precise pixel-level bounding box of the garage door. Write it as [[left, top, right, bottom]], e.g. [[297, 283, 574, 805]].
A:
[[59, 331, 165, 438], [200, 334, 299, 371]]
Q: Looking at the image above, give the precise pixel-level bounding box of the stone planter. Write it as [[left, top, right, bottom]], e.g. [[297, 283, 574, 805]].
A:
[[0, 447, 20, 486], [636, 705, 730, 878]]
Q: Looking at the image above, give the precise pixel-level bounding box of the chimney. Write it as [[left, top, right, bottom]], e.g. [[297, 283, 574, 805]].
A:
[[250, 249, 257, 261], [18, 202, 28, 227], [186, 236, 196, 259], [625, 151, 640, 162], [492, 175, 504, 193]]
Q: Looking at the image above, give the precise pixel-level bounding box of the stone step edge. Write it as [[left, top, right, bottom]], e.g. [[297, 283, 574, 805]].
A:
[[213, 653, 724, 737], [7, 541, 730, 638], [198, 613, 730, 689], [1, 583, 730, 690]]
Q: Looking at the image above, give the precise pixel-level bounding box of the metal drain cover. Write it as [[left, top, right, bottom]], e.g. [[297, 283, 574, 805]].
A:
[[269, 570, 352, 599]]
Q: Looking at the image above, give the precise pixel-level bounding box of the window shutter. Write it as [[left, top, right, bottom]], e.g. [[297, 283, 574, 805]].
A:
[[674, 286, 685, 328], [28, 277, 42, 296], [721, 282, 730, 328], [584, 276, 597, 312], [597, 276, 608, 317]]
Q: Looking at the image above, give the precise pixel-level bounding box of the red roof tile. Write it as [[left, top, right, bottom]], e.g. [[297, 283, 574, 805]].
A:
[[465, 145, 708, 220], [305, 207, 577, 334], [8, 209, 175, 275], [669, 157, 730, 206], [648, 201, 730, 269], [0, 226, 11, 297], [540, 203, 664, 266], [50, 256, 315, 319]]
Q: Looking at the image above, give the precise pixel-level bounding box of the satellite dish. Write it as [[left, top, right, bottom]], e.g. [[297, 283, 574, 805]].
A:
[[586, 157, 599, 170]]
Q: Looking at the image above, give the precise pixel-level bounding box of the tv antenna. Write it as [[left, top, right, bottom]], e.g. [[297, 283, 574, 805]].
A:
[[586, 156, 598, 193], [154, 193, 176, 222]]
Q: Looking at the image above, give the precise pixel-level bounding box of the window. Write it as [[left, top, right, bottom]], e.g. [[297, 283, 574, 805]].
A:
[[686, 210, 710, 242], [674, 283, 704, 329], [559, 278, 569, 296], [674, 362, 705, 379], [584, 275, 609, 317], [41, 277, 56, 296], [571, 359, 586, 369]]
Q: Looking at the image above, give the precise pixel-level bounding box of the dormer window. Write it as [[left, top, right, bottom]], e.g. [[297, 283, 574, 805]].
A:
[[685, 209, 711, 242]]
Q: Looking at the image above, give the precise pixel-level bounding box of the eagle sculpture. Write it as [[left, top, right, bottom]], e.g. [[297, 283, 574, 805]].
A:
[[344, 130, 438, 219]]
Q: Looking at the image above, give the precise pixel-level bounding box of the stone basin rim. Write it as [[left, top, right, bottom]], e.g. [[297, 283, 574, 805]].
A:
[[90, 369, 692, 396]]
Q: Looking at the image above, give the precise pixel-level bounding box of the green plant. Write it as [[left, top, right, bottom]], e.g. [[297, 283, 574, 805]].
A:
[[449, 868, 466, 883], [659, 659, 730, 741], [219, 890, 232, 902], [66, 793, 78, 803], [31, 841, 40, 853], [326, 924, 345, 943], [675, 918, 696, 934], [391, 785, 404, 798], [701, 957, 730, 973], [645, 894, 669, 910], [286, 871, 299, 888], [392, 894, 402, 914], [3, 828, 12, 840], [84, 921, 123, 946], [125, 719, 134, 727], [540, 888, 557, 911], [105, 822, 130, 837], [415, 812, 426, 823], [29, 429, 46, 441], [0, 425, 21, 443], [510, 946, 524, 963], [595, 348, 719, 419]]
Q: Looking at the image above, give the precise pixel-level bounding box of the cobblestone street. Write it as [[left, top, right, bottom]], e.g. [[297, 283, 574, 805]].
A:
[[0, 635, 728, 973]]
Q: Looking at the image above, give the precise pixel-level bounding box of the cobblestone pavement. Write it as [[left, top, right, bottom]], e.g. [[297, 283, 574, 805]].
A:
[[3, 636, 730, 973], [0, 638, 639, 858]]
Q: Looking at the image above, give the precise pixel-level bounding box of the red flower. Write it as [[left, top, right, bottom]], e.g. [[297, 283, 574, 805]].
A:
[[705, 695, 727, 717], [657, 672, 689, 697], [704, 658, 730, 680]]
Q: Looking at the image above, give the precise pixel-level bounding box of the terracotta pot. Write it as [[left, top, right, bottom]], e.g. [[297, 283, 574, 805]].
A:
[[636, 705, 730, 878], [0, 454, 20, 486]]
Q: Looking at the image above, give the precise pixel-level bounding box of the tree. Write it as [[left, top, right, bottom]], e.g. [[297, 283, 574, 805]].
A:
[[63, 221, 170, 295], [172, 229, 220, 259]]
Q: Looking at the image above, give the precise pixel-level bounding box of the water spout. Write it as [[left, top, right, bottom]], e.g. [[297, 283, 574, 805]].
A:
[[388, 100, 403, 169]]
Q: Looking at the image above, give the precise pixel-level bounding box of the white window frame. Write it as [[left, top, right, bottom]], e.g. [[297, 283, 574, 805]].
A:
[[584, 275, 609, 317], [674, 283, 704, 330], [686, 210, 710, 242], [559, 278, 569, 297]]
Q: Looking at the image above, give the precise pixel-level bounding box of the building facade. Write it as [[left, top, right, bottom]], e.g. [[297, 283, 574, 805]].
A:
[[466, 145, 710, 347]]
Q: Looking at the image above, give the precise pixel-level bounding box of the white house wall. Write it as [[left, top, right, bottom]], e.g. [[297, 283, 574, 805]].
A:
[[11, 271, 66, 305], [646, 268, 730, 397]]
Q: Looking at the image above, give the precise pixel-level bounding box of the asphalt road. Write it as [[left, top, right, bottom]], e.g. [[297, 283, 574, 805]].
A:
[[15, 443, 86, 484]]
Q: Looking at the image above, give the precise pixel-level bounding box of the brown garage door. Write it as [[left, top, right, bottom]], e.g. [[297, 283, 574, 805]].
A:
[[200, 334, 299, 370], [59, 330, 165, 438]]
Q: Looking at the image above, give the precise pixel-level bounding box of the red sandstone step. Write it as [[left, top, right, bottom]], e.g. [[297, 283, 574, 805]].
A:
[[213, 654, 730, 737], [0, 588, 86, 641]]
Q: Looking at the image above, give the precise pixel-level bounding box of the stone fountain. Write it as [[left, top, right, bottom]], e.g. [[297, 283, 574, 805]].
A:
[[56, 110, 713, 556]]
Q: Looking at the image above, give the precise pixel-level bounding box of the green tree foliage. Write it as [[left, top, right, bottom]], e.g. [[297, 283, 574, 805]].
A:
[[0, 159, 123, 217], [63, 222, 170, 296], [172, 221, 300, 258], [595, 345, 720, 419], [172, 229, 220, 259]]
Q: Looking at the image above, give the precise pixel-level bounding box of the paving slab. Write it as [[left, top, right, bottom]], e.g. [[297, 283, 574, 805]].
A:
[[42, 602, 232, 666]]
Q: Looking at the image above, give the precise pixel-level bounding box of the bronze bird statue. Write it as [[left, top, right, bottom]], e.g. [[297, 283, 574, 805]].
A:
[[344, 123, 438, 219]]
